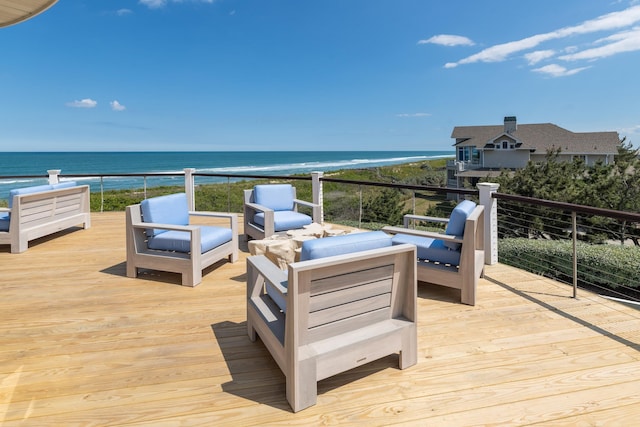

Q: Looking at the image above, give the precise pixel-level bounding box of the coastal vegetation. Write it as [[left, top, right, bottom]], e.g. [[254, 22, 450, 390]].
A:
[[3, 151, 637, 298], [487, 140, 640, 298], [85, 157, 453, 228]]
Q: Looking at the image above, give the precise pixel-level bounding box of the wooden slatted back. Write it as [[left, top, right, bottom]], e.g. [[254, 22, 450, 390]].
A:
[[12, 186, 89, 231], [286, 245, 416, 346]]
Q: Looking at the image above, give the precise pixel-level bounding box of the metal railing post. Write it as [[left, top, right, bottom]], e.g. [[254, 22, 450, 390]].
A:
[[100, 177, 104, 212], [358, 185, 363, 229], [572, 211, 578, 298], [477, 182, 500, 265], [227, 177, 231, 213], [412, 191, 416, 215]]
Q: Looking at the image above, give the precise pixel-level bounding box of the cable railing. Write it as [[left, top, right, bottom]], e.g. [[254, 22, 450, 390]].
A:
[[493, 192, 640, 303], [2, 170, 639, 303]]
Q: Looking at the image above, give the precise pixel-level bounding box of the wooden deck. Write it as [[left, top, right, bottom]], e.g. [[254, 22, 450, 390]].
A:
[[1, 212, 639, 426]]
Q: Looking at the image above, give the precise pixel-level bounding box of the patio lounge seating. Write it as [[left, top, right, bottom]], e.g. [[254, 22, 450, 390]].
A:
[[383, 200, 484, 306], [126, 193, 238, 287], [243, 184, 321, 240], [246, 231, 417, 412], [0, 182, 91, 253]]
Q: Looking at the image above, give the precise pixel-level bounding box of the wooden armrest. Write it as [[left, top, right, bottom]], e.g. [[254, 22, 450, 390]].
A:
[[293, 199, 321, 222], [382, 226, 462, 243], [131, 222, 198, 233], [293, 199, 319, 209], [244, 202, 273, 214], [247, 255, 288, 298], [190, 211, 238, 227], [189, 211, 237, 219], [403, 214, 449, 228], [0, 207, 10, 213]]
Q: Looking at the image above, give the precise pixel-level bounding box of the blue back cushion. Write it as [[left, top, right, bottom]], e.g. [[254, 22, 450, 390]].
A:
[[8, 184, 53, 208], [444, 200, 476, 250], [299, 231, 392, 261], [140, 193, 190, 237], [254, 184, 294, 211]]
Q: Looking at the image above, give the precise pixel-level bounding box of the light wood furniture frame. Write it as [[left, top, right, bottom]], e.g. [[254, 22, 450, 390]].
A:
[[246, 244, 417, 412], [0, 185, 91, 253], [383, 204, 484, 306], [243, 186, 321, 240], [125, 204, 238, 287]]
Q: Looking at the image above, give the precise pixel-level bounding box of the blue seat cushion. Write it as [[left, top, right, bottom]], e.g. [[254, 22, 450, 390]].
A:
[[299, 231, 392, 261], [444, 200, 476, 250], [253, 211, 312, 232], [141, 193, 190, 237], [0, 212, 9, 231], [254, 184, 294, 211], [8, 184, 54, 208], [391, 233, 461, 266], [147, 225, 232, 254]]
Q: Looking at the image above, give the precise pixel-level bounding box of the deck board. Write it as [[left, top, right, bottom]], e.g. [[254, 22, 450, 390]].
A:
[[1, 212, 639, 426]]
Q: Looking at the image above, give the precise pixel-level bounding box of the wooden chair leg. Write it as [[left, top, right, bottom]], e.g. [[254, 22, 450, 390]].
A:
[[287, 359, 317, 413]]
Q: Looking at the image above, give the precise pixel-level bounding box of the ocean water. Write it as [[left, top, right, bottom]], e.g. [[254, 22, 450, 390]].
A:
[[0, 151, 453, 200]]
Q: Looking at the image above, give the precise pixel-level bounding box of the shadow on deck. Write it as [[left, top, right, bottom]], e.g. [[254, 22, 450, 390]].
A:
[[1, 212, 639, 426]]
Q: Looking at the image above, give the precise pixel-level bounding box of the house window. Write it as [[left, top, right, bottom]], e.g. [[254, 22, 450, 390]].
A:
[[573, 155, 586, 163], [458, 146, 472, 162], [471, 147, 480, 164], [502, 140, 508, 149]]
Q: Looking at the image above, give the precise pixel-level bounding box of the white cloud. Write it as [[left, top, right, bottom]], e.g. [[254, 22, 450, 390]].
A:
[[559, 26, 640, 61], [117, 9, 133, 16], [66, 99, 97, 108], [444, 5, 640, 68], [110, 100, 126, 111], [139, 0, 166, 8], [524, 49, 556, 65], [418, 35, 474, 47], [139, 0, 215, 8], [396, 113, 431, 118], [532, 64, 590, 77]]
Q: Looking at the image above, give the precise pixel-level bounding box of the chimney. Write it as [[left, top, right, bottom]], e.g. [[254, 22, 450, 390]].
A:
[[504, 116, 517, 134]]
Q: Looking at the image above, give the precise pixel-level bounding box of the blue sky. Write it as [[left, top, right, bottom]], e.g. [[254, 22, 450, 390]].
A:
[[2, 0, 640, 152]]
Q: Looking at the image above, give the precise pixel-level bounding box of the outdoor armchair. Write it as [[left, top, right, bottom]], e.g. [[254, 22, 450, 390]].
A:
[[243, 184, 321, 240], [383, 200, 484, 305], [246, 231, 417, 412], [126, 193, 238, 287]]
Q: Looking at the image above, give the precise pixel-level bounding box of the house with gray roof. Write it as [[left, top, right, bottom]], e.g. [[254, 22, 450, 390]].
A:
[[447, 116, 620, 189]]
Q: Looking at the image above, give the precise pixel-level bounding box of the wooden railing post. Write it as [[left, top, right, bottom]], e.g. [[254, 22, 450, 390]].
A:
[[184, 168, 196, 211], [477, 182, 500, 265], [47, 169, 61, 185], [312, 171, 324, 224]]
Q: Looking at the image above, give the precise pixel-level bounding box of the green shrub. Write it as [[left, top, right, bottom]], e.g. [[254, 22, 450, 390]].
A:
[[499, 238, 640, 291]]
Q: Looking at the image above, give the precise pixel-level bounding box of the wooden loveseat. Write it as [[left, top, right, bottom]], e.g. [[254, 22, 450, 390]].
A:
[[0, 182, 91, 253]]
